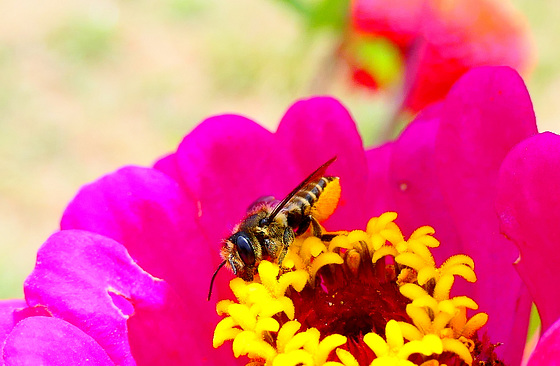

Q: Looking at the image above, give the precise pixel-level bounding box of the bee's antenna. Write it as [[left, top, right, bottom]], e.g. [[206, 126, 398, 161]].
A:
[[208, 260, 227, 301], [266, 156, 337, 224]]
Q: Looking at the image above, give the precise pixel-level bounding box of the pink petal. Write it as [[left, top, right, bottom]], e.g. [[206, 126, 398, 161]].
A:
[[496, 132, 560, 333], [127, 289, 231, 365], [276, 97, 369, 229], [364, 142, 395, 217], [527, 315, 560, 366], [435, 66, 536, 363], [60, 167, 239, 364], [3, 316, 114, 366], [61, 166, 220, 298], [387, 103, 461, 263], [24, 230, 170, 366], [153, 153, 185, 186], [0, 300, 27, 348]]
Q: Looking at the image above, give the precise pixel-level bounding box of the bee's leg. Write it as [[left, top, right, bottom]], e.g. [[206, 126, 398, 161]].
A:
[[277, 247, 288, 267], [294, 216, 311, 236], [320, 233, 337, 242], [278, 228, 295, 266], [321, 230, 350, 242], [310, 216, 323, 238]]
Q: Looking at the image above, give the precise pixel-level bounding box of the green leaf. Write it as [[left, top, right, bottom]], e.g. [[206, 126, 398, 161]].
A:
[[307, 0, 350, 31], [350, 36, 403, 87], [277, 0, 350, 32]]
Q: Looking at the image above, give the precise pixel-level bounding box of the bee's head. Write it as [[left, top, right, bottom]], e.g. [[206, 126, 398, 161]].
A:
[[209, 231, 258, 301], [209, 210, 269, 301], [221, 231, 260, 282]]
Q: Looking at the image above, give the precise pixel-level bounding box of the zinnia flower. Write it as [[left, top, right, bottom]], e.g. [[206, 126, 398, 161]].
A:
[[0, 66, 557, 365], [346, 0, 534, 112]]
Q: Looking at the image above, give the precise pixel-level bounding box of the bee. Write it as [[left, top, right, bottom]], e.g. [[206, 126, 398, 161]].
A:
[[207, 156, 341, 300]]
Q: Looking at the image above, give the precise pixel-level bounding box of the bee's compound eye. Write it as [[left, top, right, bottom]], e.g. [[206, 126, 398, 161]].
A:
[[236, 234, 255, 265]]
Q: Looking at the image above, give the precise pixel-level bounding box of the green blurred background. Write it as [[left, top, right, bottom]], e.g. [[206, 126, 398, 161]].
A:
[[0, 0, 558, 298]]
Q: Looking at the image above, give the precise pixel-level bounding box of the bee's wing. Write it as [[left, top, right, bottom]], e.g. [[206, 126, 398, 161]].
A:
[[267, 156, 337, 222], [246, 195, 278, 213]]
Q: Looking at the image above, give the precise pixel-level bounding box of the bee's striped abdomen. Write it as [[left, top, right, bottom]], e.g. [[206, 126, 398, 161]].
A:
[[283, 176, 340, 229]]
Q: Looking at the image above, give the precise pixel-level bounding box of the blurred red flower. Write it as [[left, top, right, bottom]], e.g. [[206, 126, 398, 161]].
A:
[[346, 0, 534, 112]]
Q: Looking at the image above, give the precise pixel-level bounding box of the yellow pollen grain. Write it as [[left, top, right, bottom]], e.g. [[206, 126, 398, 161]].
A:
[[272, 349, 313, 366], [386, 319, 405, 349], [316, 334, 347, 365], [443, 263, 477, 283], [259, 297, 292, 318], [310, 239, 328, 257], [364, 332, 390, 357], [255, 317, 280, 336], [398, 321, 423, 341], [281, 257, 296, 269], [433, 274, 454, 301], [451, 296, 478, 310], [230, 277, 249, 300], [364, 320, 446, 364], [461, 313, 489, 338], [259, 261, 281, 290], [442, 254, 474, 270], [328, 235, 353, 252], [442, 338, 473, 365], [347, 230, 370, 244], [398, 336, 442, 358], [371, 233, 387, 251], [406, 239, 436, 266], [232, 330, 277, 359], [213, 317, 241, 347], [400, 283, 429, 300], [406, 304, 433, 334], [410, 225, 435, 239], [309, 252, 344, 281], [432, 311, 455, 334], [227, 303, 256, 330], [367, 212, 398, 234], [277, 321, 302, 353], [216, 299, 234, 315], [411, 295, 438, 311], [277, 270, 309, 295], [417, 266, 438, 285], [284, 328, 320, 353], [213, 213, 491, 366], [371, 245, 399, 263], [380, 228, 405, 246], [335, 348, 359, 366], [299, 236, 323, 263], [396, 252, 431, 272]]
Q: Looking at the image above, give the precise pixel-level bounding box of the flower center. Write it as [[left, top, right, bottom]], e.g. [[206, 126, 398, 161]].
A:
[[213, 212, 504, 365]]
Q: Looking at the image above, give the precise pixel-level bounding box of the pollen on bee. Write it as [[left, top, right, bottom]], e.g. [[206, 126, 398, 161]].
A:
[[311, 177, 341, 222]]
